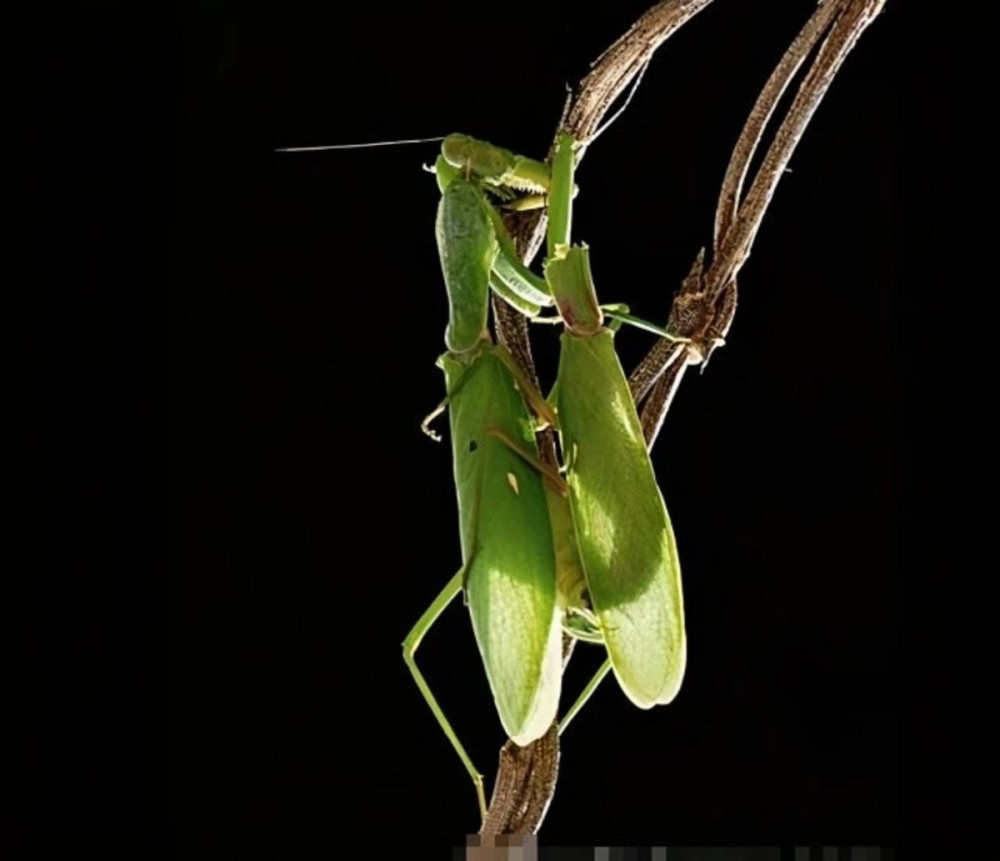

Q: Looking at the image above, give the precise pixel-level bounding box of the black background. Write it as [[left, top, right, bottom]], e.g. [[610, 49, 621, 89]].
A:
[[50, 1, 900, 856]]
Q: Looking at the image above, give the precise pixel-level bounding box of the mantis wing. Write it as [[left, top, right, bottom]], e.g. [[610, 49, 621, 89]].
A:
[[554, 330, 686, 707], [441, 346, 562, 744]]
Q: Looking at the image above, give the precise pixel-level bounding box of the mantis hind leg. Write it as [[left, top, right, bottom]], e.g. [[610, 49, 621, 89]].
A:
[[558, 657, 613, 736], [402, 569, 488, 821]]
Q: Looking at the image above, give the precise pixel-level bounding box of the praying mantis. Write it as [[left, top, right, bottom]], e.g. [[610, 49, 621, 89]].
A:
[[402, 131, 688, 820]]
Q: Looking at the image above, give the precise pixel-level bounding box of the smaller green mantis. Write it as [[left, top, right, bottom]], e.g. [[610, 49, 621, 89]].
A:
[[402, 132, 688, 819], [403, 139, 565, 819]]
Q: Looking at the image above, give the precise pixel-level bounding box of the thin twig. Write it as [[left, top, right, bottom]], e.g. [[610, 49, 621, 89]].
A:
[[564, 0, 717, 157], [709, 0, 887, 301], [713, 0, 842, 248], [637, 0, 888, 444]]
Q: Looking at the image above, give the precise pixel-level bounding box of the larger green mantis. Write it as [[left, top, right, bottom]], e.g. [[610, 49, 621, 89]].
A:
[[402, 138, 564, 819], [403, 131, 686, 820]]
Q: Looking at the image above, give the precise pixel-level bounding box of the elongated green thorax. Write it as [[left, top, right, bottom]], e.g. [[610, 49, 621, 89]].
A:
[[436, 178, 496, 352], [546, 133, 576, 259], [544, 244, 603, 336], [440, 344, 562, 743]]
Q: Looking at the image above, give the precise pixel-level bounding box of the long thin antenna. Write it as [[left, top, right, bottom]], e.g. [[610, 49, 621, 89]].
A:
[[275, 135, 446, 154]]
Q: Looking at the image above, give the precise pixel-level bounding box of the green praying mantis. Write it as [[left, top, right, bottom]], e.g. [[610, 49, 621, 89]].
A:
[[402, 132, 688, 820]]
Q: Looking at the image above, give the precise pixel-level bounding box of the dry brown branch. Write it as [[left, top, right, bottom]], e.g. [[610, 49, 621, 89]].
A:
[[709, 0, 888, 297], [481, 0, 887, 838], [563, 0, 716, 152], [637, 0, 889, 444], [713, 0, 842, 248], [479, 720, 560, 836]]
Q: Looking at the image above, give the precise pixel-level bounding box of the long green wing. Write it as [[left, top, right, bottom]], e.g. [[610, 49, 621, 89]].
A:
[[441, 346, 562, 744], [554, 330, 686, 707]]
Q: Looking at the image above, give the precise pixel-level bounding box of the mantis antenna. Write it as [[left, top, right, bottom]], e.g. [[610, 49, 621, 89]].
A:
[[275, 56, 651, 156], [274, 135, 447, 153]]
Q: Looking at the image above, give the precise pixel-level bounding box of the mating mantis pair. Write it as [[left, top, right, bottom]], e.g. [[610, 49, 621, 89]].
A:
[[402, 132, 687, 819]]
